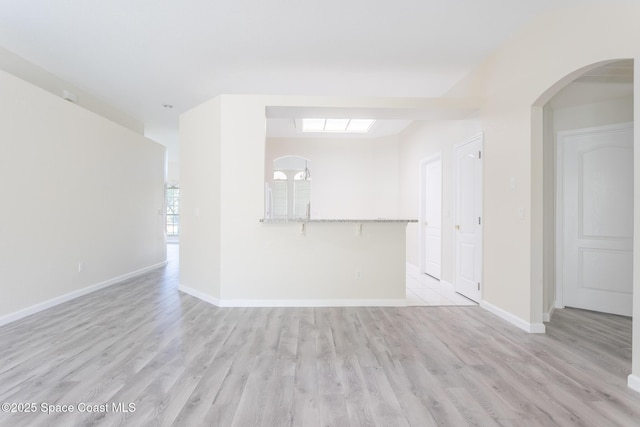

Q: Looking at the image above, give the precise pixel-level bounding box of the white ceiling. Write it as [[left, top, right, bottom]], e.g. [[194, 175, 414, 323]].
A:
[[0, 0, 609, 157]]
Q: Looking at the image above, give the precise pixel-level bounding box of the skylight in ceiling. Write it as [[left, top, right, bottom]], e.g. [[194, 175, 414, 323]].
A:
[[301, 118, 375, 133], [324, 119, 350, 132], [302, 118, 326, 132], [347, 119, 376, 132]]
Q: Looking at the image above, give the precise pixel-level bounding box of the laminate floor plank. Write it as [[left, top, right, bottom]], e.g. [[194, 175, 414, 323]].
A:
[[230, 351, 279, 427], [360, 366, 410, 427], [336, 354, 377, 427], [458, 364, 532, 424], [400, 359, 470, 427], [201, 308, 271, 426], [291, 310, 321, 427], [317, 393, 350, 427], [258, 363, 295, 427], [1, 246, 640, 426]]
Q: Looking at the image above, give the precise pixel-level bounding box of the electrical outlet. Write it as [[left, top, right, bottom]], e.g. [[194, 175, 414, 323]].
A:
[[356, 271, 362, 279]]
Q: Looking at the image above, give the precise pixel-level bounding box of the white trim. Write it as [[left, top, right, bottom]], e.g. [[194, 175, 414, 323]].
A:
[[220, 299, 407, 308], [418, 152, 443, 279], [178, 284, 222, 306], [178, 286, 407, 308], [219, 299, 408, 308], [628, 374, 640, 394], [555, 122, 633, 312], [480, 300, 546, 334], [555, 125, 565, 309], [0, 261, 168, 327], [543, 305, 555, 323]]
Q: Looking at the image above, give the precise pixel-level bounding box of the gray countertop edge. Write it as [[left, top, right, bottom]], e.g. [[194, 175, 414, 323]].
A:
[[260, 218, 418, 223]]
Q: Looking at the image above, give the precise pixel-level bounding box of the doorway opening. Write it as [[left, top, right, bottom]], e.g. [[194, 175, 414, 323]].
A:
[[166, 185, 180, 244], [419, 152, 442, 280], [539, 59, 634, 320]]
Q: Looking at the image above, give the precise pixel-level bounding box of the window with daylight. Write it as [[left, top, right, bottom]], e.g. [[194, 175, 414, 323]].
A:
[[271, 156, 311, 219], [166, 186, 180, 236], [274, 170, 287, 180], [272, 180, 288, 218], [294, 179, 311, 218]]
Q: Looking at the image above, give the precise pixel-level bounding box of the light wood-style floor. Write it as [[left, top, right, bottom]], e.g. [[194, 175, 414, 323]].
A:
[[1, 246, 639, 426]]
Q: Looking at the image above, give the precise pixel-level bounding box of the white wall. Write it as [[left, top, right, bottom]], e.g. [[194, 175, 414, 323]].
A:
[[553, 94, 633, 132], [180, 95, 421, 304], [439, 0, 640, 384], [179, 97, 222, 299], [0, 45, 143, 134], [167, 160, 180, 187], [266, 136, 399, 219], [0, 69, 166, 323], [397, 119, 481, 283], [634, 62, 640, 392]]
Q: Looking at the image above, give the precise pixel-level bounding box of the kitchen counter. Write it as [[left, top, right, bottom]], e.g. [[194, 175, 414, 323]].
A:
[[260, 218, 418, 223]]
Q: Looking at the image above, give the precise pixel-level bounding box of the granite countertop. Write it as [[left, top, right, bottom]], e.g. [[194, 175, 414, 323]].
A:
[[260, 218, 418, 223]]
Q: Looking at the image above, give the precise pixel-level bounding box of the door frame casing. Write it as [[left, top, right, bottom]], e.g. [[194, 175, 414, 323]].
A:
[[555, 122, 634, 310], [419, 152, 443, 279], [453, 133, 484, 301]]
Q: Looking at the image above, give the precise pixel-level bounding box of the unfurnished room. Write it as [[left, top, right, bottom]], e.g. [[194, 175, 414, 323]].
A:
[[1, 1, 640, 426]]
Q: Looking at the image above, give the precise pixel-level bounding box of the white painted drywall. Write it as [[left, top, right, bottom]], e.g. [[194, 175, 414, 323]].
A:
[[553, 95, 633, 132], [266, 136, 400, 219], [0, 69, 166, 321], [542, 105, 556, 319], [179, 97, 222, 299], [180, 95, 426, 303], [634, 62, 640, 390], [442, 1, 639, 373], [167, 160, 180, 187], [221, 96, 406, 301], [0, 45, 143, 134]]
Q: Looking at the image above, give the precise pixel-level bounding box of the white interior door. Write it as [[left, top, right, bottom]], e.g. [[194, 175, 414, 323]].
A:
[[454, 134, 483, 302], [560, 123, 633, 316], [421, 154, 442, 279]]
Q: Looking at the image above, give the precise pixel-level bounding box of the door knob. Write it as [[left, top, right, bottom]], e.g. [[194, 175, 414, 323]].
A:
[[455, 225, 460, 230]]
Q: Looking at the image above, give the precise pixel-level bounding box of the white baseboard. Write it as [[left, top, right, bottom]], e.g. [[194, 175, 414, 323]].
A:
[[543, 305, 555, 323], [218, 299, 408, 308], [0, 260, 168, 328], [480, 300, 546, 333], [628, 374, 640, 394], [178, 284, 221, 306], [178, 285, 407, 308]]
